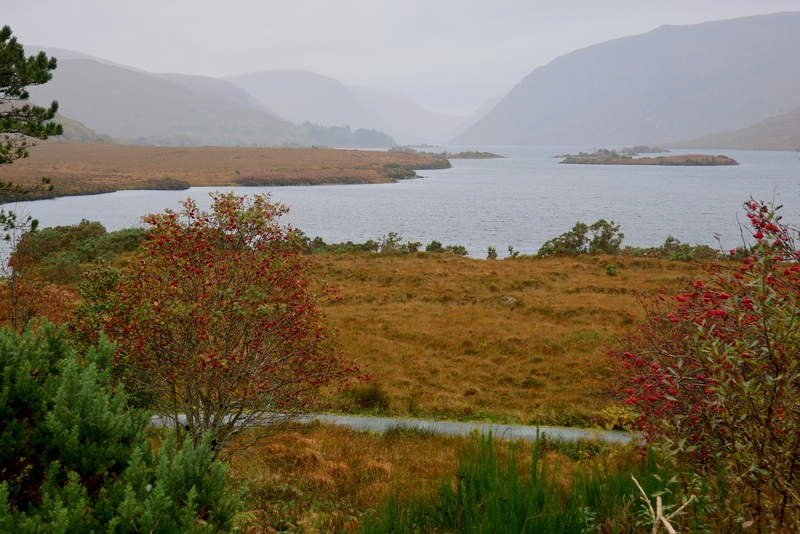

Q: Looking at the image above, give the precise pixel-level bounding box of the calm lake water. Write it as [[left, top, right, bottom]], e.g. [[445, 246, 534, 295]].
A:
[[6, 146, 800, 257]]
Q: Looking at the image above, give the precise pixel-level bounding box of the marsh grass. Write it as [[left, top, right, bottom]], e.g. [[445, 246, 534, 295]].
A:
[[316, 253, 702, 426], [226, 423, 466, 533], [226, 425, 710, 534], [362, 434, 710, 533], [5, 142, 447, 197]]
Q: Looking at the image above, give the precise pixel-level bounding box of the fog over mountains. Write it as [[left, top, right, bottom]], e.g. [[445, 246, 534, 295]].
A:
[[454, 12, 800, 147], [26, 48, 483, 146], [25, 12, 800, 149], [223, 71, 495, 144]]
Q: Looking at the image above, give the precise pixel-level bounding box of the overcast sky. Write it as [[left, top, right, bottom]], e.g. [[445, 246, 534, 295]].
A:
[[5, 1, 800, 115]]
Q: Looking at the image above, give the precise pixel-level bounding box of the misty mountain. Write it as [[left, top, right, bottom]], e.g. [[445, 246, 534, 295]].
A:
[[454, 12, 800, 146], [26, 58, 394, 147], [28, 46, 480, 145], [225, 70, 384, 130], [225, 70, 476, 144], [668, 106, 800, 151], [26, 59, 297, 145], [454, 96, 503, 134], [26, 46, 150, 74], [152, 73, 279, 116], [344, 86, 468, 144]]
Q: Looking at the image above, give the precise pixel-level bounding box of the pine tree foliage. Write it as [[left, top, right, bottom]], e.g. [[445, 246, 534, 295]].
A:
[[0, 25, 61, 202], [0, 25, 63, 165], [0, 321, 239, 533]]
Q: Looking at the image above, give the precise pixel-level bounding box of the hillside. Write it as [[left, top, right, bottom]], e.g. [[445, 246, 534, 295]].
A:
[[52, 114, 116, 143], [225, 70, 387, 132], [27, 47, 473, 145], [668, 105, 800, 151], [152, 72, 279, 116], [225, 71, 475, 144], [25, 59, 394, 147], [25, 59, 305, 145], [454, 12, 800, 146]]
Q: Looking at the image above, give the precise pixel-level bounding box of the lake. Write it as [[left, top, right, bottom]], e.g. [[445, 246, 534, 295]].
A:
[[5, 146, 800, 257]]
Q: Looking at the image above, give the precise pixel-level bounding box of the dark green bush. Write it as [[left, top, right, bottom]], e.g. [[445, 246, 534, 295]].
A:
[[425, 240, 445, 253], [16, 221, 149, 283], [537, 219, 623, 258], [0, 321, 238, 532], [425, 240, 468, 256], [621, 236, 719, 261], [380, 162, 416, 179]]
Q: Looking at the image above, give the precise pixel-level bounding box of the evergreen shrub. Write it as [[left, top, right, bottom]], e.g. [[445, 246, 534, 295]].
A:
[[0, 322, 238, 533]]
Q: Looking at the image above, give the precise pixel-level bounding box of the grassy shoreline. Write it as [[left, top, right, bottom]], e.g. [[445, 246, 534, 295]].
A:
[[2, 141, 451, 201]]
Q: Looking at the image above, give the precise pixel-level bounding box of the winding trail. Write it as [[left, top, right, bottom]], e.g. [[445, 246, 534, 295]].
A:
[[150, 413, 634, 444]]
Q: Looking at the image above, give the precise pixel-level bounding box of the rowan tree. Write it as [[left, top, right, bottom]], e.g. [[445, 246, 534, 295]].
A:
[[608, 199, 800, 531], [75, 193, 356, 455]]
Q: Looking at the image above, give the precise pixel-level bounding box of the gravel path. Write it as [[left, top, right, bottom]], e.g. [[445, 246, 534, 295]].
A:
[[150, 413, 633, 444], [315, 414, 632, 443]]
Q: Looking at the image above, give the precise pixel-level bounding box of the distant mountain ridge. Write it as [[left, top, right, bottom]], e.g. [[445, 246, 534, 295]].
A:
[[27, 59, 299, 145], [25, 46, 484, 145], [454, 12, 800, 146], [26, 58, 395, 147], [224, 71, 480, 144]]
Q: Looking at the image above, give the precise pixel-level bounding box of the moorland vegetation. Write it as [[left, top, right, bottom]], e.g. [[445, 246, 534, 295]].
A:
[[2, 25, 799, 533], [1, 141, 451, 200], [4, 192, 799, 531]]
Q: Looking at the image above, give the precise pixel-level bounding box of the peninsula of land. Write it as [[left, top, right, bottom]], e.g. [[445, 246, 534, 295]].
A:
[[389, 146, 505, 159], [1, 142, 451, 202]]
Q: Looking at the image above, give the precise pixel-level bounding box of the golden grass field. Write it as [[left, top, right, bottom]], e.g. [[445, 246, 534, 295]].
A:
[[311, 252, 703, 427], [3, 141, 448, 198], [219, 252, 704, 532]]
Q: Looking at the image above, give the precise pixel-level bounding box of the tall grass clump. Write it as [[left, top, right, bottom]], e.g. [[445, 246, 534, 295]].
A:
[[362, 433, 708, 533]]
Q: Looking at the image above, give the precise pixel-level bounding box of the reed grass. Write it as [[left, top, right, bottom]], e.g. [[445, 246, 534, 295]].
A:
[[362, 433, 710, 533]]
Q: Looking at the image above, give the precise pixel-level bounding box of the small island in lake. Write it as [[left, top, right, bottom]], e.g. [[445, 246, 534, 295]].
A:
[[558, 148, 738, 166]]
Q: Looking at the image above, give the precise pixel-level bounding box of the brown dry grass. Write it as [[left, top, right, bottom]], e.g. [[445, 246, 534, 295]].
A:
[[312, 253, 703, 426], [226, 422, 630, 533], [3, 141, 447, 198], [226, 423, 466, 533]]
